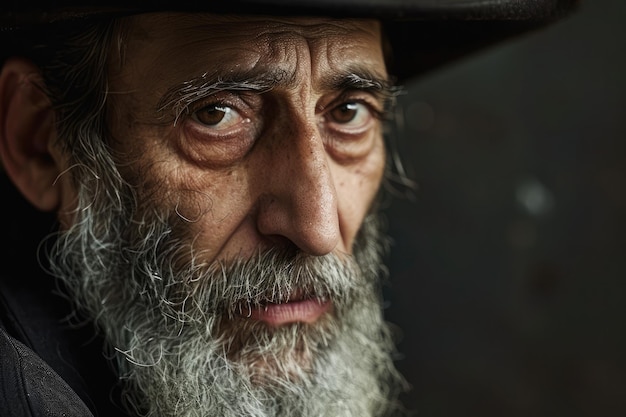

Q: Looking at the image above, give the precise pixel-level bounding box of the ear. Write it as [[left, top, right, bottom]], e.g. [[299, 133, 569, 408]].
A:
[[0, 58, 63, 212]]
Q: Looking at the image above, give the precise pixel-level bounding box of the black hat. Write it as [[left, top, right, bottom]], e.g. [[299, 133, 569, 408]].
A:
[[1, 0, 579, 82]]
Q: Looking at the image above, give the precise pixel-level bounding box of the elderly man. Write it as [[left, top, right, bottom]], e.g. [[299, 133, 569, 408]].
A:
[[0, 1, 576, 416]]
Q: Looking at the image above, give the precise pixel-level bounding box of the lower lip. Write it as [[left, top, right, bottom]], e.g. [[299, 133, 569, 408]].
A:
[[244, 299, 332, 327]]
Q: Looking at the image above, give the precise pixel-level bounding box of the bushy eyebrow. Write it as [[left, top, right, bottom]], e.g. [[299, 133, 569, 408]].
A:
[[156, 66, 397, 124], [328, 70, 393, 95], [324, 69, 400, 113]]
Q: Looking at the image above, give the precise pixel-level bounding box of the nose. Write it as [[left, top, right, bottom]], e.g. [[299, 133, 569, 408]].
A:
[[255, 116, 341, 256]]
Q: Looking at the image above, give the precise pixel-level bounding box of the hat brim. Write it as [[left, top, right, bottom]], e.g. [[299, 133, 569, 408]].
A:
[[1, 0, 579, 82]]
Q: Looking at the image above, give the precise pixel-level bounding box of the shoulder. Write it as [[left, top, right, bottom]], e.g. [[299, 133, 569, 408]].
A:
[[0, 326, 94, 417]]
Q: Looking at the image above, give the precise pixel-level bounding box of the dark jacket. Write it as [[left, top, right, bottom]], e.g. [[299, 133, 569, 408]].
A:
[[0, 272, 129, 417], [0, 177, 128, 417]]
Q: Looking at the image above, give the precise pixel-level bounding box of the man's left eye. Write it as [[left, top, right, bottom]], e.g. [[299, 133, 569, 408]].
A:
[[327, 102, 372, 128]]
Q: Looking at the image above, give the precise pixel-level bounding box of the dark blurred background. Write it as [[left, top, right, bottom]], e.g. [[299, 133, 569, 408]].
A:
[[383, 0, 626, 415]]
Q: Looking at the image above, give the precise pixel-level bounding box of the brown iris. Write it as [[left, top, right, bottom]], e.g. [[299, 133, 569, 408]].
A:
[[196, 105, 228, 126], [330, 103, 358, 123]]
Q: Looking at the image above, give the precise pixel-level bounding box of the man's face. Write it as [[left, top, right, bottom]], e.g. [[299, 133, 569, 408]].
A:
[[107, 13, 388, 265], [49, 13, 402, 416]]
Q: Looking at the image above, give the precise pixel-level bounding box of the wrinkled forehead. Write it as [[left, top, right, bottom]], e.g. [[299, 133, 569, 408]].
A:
[[112, 13, 387, 90]]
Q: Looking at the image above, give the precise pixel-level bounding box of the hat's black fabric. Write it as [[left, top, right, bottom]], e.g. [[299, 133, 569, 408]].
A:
[[0, 0, 579, 81]]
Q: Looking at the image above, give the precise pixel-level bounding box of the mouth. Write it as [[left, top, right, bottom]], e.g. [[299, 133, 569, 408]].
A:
[[236, 294, 332, 327]]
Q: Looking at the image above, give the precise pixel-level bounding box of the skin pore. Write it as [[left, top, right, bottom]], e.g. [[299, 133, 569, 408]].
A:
[[6, 13, 405, 417]]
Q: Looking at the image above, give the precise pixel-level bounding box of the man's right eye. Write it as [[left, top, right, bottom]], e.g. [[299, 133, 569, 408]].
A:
[[191, 104, 245, 130], [180, 97, 259, 165]]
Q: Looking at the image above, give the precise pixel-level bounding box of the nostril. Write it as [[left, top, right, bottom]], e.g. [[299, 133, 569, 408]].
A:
[[255, 190, 340, 256], [258, 234, 300, 255]]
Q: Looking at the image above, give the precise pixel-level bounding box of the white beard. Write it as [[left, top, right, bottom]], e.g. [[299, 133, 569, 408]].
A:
[[47, 192, 406, 417]]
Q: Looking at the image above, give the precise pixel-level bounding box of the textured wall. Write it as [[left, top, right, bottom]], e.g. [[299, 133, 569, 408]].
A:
[[383, 0, 626, 415]]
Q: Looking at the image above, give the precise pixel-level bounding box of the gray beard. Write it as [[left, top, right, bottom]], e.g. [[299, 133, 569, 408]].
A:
[[47, 187, 405, 417]]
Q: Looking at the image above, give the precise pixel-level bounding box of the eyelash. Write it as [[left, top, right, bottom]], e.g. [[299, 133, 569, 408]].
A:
[[188, 97, 235, 117], [185, 95, 253, 133], [328, 92, 386, 117]]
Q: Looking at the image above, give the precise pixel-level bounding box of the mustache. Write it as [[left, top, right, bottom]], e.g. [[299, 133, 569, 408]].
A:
[[157, 248, 365, 324]]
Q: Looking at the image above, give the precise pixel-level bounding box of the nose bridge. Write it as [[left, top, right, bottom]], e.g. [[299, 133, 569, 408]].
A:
[[257, 107, 340, 256], [291, 119, 336, 220]]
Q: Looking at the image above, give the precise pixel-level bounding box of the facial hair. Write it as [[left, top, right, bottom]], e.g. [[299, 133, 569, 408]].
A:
[[46, 184, 406, 417]]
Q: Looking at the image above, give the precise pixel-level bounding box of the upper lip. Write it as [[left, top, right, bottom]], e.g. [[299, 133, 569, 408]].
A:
[[233, 288, 328, 316]]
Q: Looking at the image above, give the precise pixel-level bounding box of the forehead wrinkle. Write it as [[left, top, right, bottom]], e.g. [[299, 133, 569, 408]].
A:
[[123, 13, 381, 71], [147, 14, 381, 65], [125, 13, 381, 57], [162, 13, 377, 38], [132, 13, 366, 51]]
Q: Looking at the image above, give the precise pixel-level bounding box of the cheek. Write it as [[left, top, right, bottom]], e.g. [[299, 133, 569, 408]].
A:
[[169, 170, 252, 250], [110, 101, 260, 259], [334, 138, 385, 248], [120, 136, 253, 258]]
